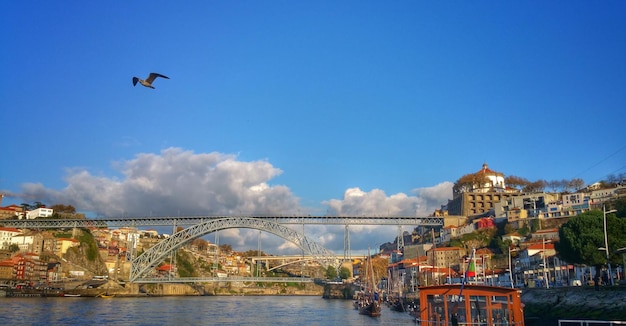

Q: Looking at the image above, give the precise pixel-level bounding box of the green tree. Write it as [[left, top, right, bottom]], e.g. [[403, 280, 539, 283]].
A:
[[614, 197, 626, 218], [449, 239, 464, 248], [9, 243, 20, 253], [77, 230, 99, 261], [556, 210, 626, 270], [325, 265, 338, 279], [338, 266, 351, 279], [20, 203, 31, 212], [175, 250, 197, 277], [490, 237, 509, 255], [50, 204, 76, 213], [530, 219, 540, 232], [517, 224, 529, 236], [460, 229, 495, 250]]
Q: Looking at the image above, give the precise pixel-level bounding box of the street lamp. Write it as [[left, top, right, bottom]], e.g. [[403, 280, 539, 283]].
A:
[[542, 238, 549, 289], [602, 205, 617, 286], [508, 246, 519, 288]]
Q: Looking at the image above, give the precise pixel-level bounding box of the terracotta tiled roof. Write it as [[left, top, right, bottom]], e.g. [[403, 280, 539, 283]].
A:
[[526, 243, 555, 250], [476, 248, 493, 255], [157, 264, 174, 271], [475, 163, 502, 176]]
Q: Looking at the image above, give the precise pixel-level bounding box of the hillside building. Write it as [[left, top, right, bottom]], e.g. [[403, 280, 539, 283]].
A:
[[427, 246, 465, 270], [0, 205, 23, 220], [25, 207, 54, 219], [447, 163, 518, 217]]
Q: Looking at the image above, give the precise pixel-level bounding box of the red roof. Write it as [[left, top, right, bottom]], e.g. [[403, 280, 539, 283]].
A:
[[527, 243, 555, 250], [475, 248, 493, 255], [476, 163, 502, 175], [157, 264, 174, 271]]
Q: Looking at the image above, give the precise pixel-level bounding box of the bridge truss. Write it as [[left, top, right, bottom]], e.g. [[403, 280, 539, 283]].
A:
[[129, 217, 340, 283], [2, 215, 443, 284]]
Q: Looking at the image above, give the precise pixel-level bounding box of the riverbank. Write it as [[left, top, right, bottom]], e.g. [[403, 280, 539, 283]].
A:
[[1, 280, 325, 297], [521, 286, 626, 321]]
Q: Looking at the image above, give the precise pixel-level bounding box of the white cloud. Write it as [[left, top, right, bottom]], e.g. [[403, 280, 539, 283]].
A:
[[20, 148, 299, 217], [324, 182, 453, 217], [320, 183, 453, 253], [13, 148, 453, 255]]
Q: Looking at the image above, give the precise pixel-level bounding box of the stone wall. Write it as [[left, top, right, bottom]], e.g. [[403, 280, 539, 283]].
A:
[[322, 282, 358, 299], [521, 287, 626, 322]]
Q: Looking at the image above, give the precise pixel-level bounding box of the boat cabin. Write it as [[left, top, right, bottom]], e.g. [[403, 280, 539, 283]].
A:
[[417, 284, 524, 326]]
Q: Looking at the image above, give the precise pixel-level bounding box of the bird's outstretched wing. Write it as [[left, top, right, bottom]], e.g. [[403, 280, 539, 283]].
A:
[[132, 77, 140, 86], [146, 72, 170, 83]]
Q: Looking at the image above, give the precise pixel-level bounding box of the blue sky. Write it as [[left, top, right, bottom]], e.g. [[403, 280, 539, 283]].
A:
[[2, 1, 625, 254]]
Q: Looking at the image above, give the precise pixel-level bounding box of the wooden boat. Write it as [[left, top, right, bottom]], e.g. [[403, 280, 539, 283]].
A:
[[416, 284, 525, 326], [356, 247, 382, 317], [98, 283, 114, 298], [97, 291, 114, 298], [358, 296, 381, 317], [390, 297, 406, 312]]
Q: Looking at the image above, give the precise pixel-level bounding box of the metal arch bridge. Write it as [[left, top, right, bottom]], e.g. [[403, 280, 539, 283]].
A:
[[2, 215, 443, 283], [129, 217, 340, 282]]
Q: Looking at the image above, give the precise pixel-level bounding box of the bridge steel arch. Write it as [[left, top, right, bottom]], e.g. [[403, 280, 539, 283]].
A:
[[130, 217, 338, 282]]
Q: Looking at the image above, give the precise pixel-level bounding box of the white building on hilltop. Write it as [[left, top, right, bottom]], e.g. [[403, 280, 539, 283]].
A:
[[25, 207, 54, 220], [473, 163, 506, 193]]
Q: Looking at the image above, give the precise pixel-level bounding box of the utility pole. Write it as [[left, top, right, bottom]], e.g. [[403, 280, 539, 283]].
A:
[[603, 205, 617, 286]]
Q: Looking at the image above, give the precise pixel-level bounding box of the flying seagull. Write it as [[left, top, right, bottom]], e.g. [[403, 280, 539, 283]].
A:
[[132, 72, 169, 89]]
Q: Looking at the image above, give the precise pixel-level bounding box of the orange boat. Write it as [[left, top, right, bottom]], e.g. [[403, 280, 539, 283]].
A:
[[417, 284, 524, 326]]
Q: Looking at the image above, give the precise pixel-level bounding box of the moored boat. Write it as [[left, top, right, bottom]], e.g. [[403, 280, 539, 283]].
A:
[[390, 298, 406, 312], [356, 247, 382, 317], [358, 295, 381, 317], [415, 284, 524, 326]]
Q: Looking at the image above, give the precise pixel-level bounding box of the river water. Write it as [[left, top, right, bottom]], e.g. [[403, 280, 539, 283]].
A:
[[0, 296, 418, 325]]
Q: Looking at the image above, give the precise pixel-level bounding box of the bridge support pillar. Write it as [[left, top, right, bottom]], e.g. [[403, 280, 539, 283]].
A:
[[343, 224, 351, 261], [397, 225, 404, 251]]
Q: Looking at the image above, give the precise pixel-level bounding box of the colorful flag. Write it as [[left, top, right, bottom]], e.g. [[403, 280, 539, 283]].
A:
[[466, 260, 476, 277]]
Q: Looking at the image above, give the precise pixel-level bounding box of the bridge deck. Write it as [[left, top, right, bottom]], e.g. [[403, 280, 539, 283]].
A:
[[1, 215, 443, 228]]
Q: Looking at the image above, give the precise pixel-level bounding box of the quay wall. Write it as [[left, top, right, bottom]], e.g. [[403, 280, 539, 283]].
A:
[[521, 287, 626, 322], [322, 282, 358, 299]]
